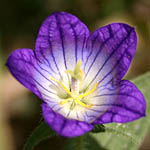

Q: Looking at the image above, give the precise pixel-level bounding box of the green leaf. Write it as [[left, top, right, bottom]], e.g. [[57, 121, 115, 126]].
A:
[[23, 121, 56, 150], [91, 124, 105, 133], [84, 134, 107, 150], [90, 72, 150, 150]]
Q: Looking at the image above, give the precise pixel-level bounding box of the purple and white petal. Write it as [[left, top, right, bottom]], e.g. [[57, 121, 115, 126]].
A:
[[35, 12, 90, 79], [42, 103, 93, 137], [83, 23, 137, 88], [6, 49, 42, 98], [92, 80, 146, 124], [6, 48, 58, 100]]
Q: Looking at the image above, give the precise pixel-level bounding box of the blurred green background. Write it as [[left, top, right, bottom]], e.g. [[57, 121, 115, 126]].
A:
[[0, 0, 150, 150]]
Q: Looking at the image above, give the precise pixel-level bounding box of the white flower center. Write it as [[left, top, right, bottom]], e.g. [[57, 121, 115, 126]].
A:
[[50, 60, 98, 110]]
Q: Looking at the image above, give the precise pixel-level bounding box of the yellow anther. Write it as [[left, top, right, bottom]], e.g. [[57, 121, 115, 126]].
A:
[[80, 69, 83, 79], [78, 82, 99, 99], [74, 60, 82, 75], [50, 77, 72, 97], [66, 60, 83, 81], [60, 98, 73, 105]]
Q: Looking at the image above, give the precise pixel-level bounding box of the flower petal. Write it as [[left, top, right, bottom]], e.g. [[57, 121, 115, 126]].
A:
[[6, 48, 57, 99], [35, 12, 89, 78], [92, 80, 146, 124], [83, 23, 137, 87], [42, 103, 93, 137]]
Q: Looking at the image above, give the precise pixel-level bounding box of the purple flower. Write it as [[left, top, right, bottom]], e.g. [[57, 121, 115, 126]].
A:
[[6, 12, 146, 137]]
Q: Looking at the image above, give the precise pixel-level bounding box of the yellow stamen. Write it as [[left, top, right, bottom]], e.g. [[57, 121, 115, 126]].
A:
[[60, 98, 73, 105], [78, 82, 98, 99], [74, 98, 93, 108], [50, 77, 72, 97], [59, 97, 92, 108]]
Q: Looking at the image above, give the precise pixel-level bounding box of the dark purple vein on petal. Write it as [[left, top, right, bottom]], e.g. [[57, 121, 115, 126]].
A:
[[20, 50, 56, 80], [59, 120, 67, 134], [36, 61, 53, 76], [67, 109, 72, 118], [10, 66, 56, 96], [51, 103, 60, 110], [47, 20, 63, 78], [86, 110, 139, 123], [38, 46, 58, 74], [84, 33, 99, 71], [84, 25, 114, 77], [97, 46, 129, 87], [87, 27, 132, 88], [41, 93, 59, 101], [61, 13, 79, 64], [77, 121, 89, 132], [98, 81, 137, 94], [84, 112, 99, 121], [75, 108, 80, 120], [54, 107, 64, 114], [93, 93, 143, 104], [9, 67, 41, 95], [97, 42, 133, 88], [70, 23, 78, 63], [92, 103, 143, 115], [13, 56, 56, 86], [55, 14, 67, 69], [82, 32, 87, 62], [43, 100, 62, 112]]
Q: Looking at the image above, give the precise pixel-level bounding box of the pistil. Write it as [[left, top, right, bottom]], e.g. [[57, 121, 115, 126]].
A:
[[71, 77, 79, 97]]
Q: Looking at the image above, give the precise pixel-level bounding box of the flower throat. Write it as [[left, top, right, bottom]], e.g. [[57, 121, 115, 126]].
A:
[[50, 60, 98, 108]]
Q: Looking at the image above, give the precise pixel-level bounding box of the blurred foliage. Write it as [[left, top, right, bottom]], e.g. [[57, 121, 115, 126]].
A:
[[0, 0, 150, 75], [0, 0, 150, 150], [23, 122, 56, 150]]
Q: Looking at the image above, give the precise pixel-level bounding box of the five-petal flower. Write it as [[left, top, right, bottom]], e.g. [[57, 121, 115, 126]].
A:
[[6, 12, 146, 137]]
